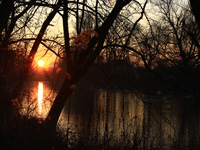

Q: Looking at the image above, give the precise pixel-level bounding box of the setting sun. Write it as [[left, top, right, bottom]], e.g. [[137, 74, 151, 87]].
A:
[[38, 60, 44, 67]]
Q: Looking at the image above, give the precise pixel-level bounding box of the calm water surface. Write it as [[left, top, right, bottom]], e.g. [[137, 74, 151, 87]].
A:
[[21, 82, 200, 149], [21, 81, 56, 118]]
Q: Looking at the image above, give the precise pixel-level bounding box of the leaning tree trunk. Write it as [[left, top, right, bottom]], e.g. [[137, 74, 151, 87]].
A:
[[45, 0, 132, 129], [11, 0, 62, 100]]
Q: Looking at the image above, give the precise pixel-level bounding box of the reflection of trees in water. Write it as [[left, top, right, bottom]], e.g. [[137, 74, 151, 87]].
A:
[[62, 90, 200, 149], [143, 95, 200, 149], [176, 98, 200, 149]]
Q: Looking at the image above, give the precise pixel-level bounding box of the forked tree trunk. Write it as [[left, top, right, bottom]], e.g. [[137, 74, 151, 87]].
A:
[[45, 0, 132, 129]]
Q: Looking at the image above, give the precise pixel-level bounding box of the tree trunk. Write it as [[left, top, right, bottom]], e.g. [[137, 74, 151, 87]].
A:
[[190, 0, 200, 31], [11, 0, 62, 100], [45, 0, 132, 129], [0, 0, 14, 42], [46, 70, 82, 127], [2, 0, 36, 48]]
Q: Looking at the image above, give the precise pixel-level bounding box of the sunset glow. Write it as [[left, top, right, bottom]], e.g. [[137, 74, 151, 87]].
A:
[[38, 60, 44, 67]]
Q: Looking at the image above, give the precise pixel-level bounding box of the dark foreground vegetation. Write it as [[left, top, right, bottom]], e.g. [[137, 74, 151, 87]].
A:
[[0, 117, 66, 150]]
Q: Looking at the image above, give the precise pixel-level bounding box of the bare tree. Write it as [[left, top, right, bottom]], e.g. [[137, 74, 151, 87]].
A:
[[148, 0, 200, 67], [46, 0, 137, 128]]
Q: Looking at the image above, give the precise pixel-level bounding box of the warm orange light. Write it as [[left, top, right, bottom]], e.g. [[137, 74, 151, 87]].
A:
[[38, 82, 43, 114], [38, 60, 44, 67]]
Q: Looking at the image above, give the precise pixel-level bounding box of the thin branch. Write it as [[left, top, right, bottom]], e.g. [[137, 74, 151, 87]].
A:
[[41, 42, 64, 59]]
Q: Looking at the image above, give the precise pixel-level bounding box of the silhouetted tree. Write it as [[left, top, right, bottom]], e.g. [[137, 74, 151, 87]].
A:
[[189, 0, 200, 30], [151, 0, 200, 67], [46, 0, 148, 128]]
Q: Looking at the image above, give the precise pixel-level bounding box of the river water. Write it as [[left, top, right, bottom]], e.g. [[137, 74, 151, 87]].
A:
[[21, 81, 200, 149], [21, 81, 56, 118]]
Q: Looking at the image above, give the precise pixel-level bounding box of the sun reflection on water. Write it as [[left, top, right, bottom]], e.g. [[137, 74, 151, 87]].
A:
[[38, 82, 43, 115]]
